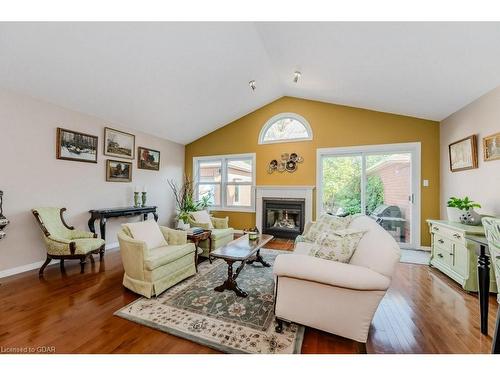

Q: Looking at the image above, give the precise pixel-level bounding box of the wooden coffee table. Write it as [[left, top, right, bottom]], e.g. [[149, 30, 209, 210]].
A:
[[211, 234, 273, 298]]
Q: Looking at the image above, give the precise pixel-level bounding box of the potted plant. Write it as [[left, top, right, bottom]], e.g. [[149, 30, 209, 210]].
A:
[[446, 196, 482, 225], [168, 176, 212, 229]]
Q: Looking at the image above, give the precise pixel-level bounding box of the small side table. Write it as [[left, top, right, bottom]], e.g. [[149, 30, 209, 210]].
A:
[[187, 230, 212, 271]]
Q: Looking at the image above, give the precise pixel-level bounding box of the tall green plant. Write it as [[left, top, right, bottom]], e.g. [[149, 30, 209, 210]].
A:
[[168, 175, 212, 222]]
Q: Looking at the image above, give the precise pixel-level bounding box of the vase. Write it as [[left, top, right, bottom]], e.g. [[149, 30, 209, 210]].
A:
[[459, 209, 482, 226], [446, 207, 463, 223], [134, 192, 140, 207], [141, 192, 147, 207]]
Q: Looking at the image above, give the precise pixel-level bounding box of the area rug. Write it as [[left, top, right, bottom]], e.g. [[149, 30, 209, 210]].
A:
[[115, 249, 304, 354]]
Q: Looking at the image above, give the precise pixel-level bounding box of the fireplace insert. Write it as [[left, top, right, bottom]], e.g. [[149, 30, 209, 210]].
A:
[[262, 198, 305, 239]]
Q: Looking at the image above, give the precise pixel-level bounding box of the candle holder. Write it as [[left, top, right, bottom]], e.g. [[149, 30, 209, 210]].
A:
[[134, 192, 141, 207], [141, 192, 147, 207]]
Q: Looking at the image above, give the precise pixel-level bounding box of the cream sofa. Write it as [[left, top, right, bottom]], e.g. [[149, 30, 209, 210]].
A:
[[118, 226, 199, 298], [273, 215, 400, 343]]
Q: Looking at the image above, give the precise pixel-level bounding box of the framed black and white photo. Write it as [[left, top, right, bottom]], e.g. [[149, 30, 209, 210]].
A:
[[56, 127, 98, 163], [106, 159, 132, 182], [138, 146, 160, 171], [104, 127, 135, 159]]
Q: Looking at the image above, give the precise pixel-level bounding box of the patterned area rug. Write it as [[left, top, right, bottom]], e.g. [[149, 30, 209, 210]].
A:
[[115, 249, 304, 354]]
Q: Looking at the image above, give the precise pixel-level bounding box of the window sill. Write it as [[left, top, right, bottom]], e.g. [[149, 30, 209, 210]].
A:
[[209, 207, 256, 213]]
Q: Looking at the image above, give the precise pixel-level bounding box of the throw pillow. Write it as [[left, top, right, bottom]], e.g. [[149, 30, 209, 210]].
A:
[[191, 210, 214, 229], [303, 214, 356, 242], [308, 229, 366, 263], [123, 220, 168, 249]]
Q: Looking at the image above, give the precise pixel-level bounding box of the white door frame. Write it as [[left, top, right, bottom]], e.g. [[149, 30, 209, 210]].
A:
[[316, 142, 421, 249]]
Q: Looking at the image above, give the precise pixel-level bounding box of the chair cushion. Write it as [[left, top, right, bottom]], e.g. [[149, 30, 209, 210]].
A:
[[210, 228, 233, 240], [45, 237, 105, 256], [145, 244, 195, 270], [190, 210, 214, 229], [308, 229, 366, 263], [73, 238, 105, 253], [124, 220, 167, 249], [303, 214, 356, 242]]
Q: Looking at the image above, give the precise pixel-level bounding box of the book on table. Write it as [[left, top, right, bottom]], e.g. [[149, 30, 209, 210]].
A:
[[187, 227, 204, 235]]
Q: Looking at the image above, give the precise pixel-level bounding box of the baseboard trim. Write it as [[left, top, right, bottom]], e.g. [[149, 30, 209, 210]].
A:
[[419, 246, 431, 252], [0, 259, 59, 279], [106, 241, 119, 250], [0, 246, 120, 280]]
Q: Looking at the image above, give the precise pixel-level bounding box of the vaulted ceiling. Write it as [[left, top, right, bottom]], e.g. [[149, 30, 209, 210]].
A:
[[1, 22, 500, 144]]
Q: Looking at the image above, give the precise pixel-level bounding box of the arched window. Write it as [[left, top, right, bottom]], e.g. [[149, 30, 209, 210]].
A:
[[258, 113, 313, 144]]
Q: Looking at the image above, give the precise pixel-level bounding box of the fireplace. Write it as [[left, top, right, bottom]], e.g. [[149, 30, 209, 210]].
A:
[[262, 198, 305, 239]]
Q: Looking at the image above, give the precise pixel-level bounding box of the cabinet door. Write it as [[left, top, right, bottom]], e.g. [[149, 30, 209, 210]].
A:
[[452, 243, 468, 278]]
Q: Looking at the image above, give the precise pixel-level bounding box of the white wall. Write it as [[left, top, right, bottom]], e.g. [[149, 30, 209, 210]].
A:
[[440, 86, 500, 219], [0, 88, 184, 273]]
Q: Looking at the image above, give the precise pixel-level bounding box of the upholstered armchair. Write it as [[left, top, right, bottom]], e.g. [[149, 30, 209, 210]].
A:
[[273, 215, 400, 343], [32, 207, 106, 275], [483, 217, 500, 302], [118, 226, 199, 298], [188, 211, 234, 260]]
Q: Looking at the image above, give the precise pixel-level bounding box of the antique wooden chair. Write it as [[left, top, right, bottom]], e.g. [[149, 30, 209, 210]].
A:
[[32, 207, 105, 275]]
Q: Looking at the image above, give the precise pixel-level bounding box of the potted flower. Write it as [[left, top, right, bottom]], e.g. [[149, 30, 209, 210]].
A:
[[446, 196, 482, 225], [168, 176, 212, 230]]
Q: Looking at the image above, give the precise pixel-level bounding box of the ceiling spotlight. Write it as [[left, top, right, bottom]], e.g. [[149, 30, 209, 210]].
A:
[[293, 71, 301, 83], [249, 80, 256, 91]]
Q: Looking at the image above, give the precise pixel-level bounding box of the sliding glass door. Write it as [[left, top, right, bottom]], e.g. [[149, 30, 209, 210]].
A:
[[318, 143, 420, 249]]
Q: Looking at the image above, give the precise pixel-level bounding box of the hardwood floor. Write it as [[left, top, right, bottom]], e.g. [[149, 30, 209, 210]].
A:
[[0, 240, 497, 354]]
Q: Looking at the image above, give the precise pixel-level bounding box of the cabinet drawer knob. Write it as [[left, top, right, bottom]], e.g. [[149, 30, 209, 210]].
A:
[[438, 239, 444, 244], [437, 253, 443, 258], [453, 234, 461, 239]]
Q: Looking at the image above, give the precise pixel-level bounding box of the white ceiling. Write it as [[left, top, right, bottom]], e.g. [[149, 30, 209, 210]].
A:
[[1, 22, 500, 144]]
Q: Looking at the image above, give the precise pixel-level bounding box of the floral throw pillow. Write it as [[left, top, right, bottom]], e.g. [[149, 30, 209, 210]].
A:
[[303, 214, 357, 242], [308, 229, 366, 263]]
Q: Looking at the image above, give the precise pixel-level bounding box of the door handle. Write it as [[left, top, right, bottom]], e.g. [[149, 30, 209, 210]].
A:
[[408, 194, 415, 203]]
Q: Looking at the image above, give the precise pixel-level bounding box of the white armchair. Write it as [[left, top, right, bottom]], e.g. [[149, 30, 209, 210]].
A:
[[273, 215, 400, 343]]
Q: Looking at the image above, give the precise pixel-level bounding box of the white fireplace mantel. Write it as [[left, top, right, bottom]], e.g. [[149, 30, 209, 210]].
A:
[[255, 185, 315, 232]]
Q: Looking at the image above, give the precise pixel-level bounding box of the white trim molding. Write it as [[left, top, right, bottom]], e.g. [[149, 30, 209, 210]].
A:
[[255, 185, 315, 232], [258, 112, 313, 145], [316, 142, 422, 249]]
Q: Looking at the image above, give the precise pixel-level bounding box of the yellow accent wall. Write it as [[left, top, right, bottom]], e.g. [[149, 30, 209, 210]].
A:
[[185, 96, 440, 246]]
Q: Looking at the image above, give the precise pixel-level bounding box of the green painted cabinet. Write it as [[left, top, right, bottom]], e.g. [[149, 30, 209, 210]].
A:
[[427, 220, 497, 293]]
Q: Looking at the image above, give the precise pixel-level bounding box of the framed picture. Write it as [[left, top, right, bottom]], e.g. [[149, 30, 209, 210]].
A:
[[448, 135, 478, 172], [104, 127, 135, 159], [138, 147, 160, 171], [106, 159, 132, 182], [56, 127, 98, 163], [483, 132, 500, 162]]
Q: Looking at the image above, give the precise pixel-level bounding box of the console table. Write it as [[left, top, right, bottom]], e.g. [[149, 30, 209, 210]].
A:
[[88, 206, 158, 240]]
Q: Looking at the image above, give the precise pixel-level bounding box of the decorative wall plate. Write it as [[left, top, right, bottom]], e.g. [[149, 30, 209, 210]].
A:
[[268, 153, 303, 174]]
